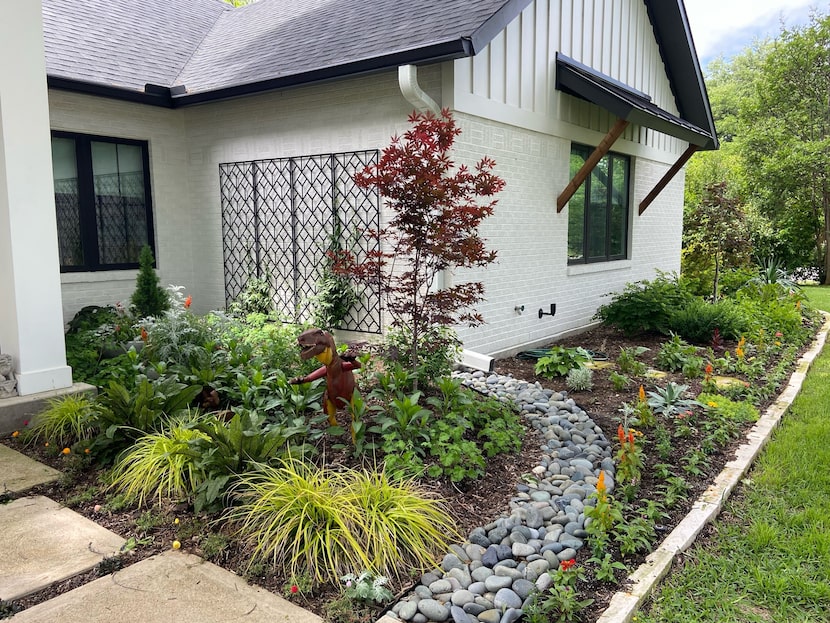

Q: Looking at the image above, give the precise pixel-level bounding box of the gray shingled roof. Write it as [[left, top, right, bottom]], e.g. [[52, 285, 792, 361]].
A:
[[41, 0, 716, 148], [177, 0, 517, 93], [42, 0, 229, 92]]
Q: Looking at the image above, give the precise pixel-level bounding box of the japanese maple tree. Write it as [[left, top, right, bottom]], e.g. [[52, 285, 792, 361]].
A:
[[336, 109, 504, 387]]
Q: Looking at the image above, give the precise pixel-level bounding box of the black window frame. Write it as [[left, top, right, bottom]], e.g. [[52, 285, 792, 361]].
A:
[[567, 143, 631, 265], [51, 130, 155, 273]]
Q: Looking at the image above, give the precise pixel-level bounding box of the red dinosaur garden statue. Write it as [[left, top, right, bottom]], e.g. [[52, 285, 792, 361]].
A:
[[290, 328, 361, 428]]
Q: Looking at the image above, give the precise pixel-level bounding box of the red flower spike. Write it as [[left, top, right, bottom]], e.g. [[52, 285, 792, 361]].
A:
[[617, 424, 625, 444], [184, 295, 192, 309]]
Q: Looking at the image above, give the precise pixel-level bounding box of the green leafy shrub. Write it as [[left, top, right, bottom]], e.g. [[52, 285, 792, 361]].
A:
[[227, 460, 459, 584], [609, 371, 630, 391], [616, 346, 649, 376], [697, 393, 760, 423], [228, 272, 274, 317], [595, 273, 695, 335], [385, 325, 460, 390], [131, 245, 169, 318], [667, 297, 749, 343], [655, 334, 700, 372], [534, 346, 591, 378]]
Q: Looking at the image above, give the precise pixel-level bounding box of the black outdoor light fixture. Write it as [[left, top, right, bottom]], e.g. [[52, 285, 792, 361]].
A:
[[538, 304, 556, 319]]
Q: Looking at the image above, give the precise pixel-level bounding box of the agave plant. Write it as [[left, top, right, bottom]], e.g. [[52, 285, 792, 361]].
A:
[[647, 382, 702, 417]]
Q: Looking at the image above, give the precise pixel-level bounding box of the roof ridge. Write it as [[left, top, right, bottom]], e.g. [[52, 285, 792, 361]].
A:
[[171, 0, 235, 88]]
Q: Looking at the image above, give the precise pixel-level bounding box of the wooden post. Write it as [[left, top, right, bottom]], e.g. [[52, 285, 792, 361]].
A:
[[557, 118, 629, 212], [638, 144, 699, 215]]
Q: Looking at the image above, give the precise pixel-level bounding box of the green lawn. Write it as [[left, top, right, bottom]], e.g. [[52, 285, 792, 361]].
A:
[[636, 286, 830, 622]]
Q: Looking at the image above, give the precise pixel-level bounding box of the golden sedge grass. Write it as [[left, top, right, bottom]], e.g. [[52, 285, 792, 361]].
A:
[[108, 425, 208, 507], [24, 394, 98, 446], [228, 460, 459, 585]]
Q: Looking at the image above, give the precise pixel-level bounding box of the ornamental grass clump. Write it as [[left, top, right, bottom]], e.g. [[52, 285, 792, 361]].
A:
[[23, 394, 98, 447], [108, 424, 208, 508], [227, 460, 459, 584]]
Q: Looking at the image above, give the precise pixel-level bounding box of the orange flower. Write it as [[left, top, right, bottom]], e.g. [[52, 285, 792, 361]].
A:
[[141, 327, 148, 342], [596, 470, 606, 493], [62, 447, 71, 455], [84, 448, 91, 454], [184, 295, 192, 309], [705, 363, 713, 376], [560, 558, 576, 571], [638, 385, 646, 403], [617, 424, 625, 444], [628, 431, 635, 445], [11, 431, 19, 438]]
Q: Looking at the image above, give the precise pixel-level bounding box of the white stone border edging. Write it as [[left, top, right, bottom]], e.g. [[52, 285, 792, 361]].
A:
[[596, 311, 830, 623]]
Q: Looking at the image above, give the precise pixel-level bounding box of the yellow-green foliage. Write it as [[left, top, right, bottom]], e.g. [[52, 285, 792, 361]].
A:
[[227, 460, 460, 584], [697, 393, 760, 423], [24, 394, 98, 446], [109, 425, 208, 507]]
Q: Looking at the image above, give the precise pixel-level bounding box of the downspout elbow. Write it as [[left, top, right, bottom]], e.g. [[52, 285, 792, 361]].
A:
[[398, 64, 440, 114]]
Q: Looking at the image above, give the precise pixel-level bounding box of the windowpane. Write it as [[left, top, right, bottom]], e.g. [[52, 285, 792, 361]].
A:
[[609, 156, 627, 257], [567, 150, 586, 261], [566, 144, 630, 264], [587, 160, 609, 259], [91, 141, 149, 265], [51, 137, 84, 266]]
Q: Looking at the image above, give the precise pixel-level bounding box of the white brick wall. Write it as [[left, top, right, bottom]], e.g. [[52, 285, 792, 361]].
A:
[[47, 65, 685, 356], [449, 112, 684, 356]]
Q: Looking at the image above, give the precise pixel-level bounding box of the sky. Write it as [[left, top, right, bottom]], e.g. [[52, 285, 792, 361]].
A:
[[683, 0, 827, 68]]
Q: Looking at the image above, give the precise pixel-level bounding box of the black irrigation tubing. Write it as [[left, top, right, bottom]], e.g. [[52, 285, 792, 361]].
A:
[[516, 349, 609, 361]]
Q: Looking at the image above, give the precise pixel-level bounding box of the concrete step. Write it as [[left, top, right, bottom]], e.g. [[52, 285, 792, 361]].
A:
[[0, 496, 125, 602], [0, 383, 96, 437], [0, 445, 60, 495], [10, 551, 324, 623]]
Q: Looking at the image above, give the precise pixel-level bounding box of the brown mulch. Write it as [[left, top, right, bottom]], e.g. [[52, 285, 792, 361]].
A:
[[0, 322, 814, 621]]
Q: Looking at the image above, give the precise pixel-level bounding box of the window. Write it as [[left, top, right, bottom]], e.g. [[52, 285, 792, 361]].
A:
[[567, 144, 630, 263], [51, 131, 154, 272]]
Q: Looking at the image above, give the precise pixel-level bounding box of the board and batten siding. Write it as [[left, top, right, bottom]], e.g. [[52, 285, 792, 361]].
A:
[[450, 0, 685, 163]]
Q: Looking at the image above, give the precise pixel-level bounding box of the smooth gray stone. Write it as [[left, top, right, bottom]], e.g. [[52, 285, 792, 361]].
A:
[[442, 553, 466, 571], [421, 572, 440, 587], [511, 542, 536, 558], [558, 547, 578, 561], [484, 574, 513, 591], [447, 566, 472, 588], [451, 589, 476, 607], [495, 544, 513, 561], [463, 602, 487, 616], [478, 610, 501, 623], [500, 608, 523, 623], [468, 581, 486, 595], [536, 573, 554, 592], [512, 578, 536, 600], [429, 579, 453, 594], [450, 605, 473, 623], [525, 506, 544, 529], [414, 585, 432, 599], [471, 566, 493, 582], [494, 565, 522, 580], [399, 601, 419, 621], [494, 588, 523, 610], [450, 544, 472, 563], [417, 599, 449, 622], [524, 559, 550, 582], [481, 545, 499, 568]]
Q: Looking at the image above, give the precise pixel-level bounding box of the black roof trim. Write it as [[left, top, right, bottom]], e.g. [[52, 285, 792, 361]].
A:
[[644, 0, 718, 149], [47, 76, 176, 107], [469, 0, 534, 54], [174, 39, 471, 106], [49, 39, 473, 108], [555, 53, 716, 149]]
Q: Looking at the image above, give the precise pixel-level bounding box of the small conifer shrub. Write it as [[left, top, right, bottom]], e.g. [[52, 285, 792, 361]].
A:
[[131, 245, 169, 318]]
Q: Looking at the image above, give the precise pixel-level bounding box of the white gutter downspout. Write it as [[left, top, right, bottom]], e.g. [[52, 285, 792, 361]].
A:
[[398, 64, 440, 114], [397, 65, 493, 373]]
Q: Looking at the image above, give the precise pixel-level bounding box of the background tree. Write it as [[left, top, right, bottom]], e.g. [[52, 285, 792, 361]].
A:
[[683, 182, 750, 300], [738, 12, 830, 282], [336, 110, 504, 388]]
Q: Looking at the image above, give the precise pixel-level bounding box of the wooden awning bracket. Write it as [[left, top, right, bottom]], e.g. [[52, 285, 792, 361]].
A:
[[557, 118, 630, 213], [638, 144, 699, 215]]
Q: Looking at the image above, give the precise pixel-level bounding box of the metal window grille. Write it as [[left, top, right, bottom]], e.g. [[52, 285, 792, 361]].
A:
[[219, 150, 382, 333]]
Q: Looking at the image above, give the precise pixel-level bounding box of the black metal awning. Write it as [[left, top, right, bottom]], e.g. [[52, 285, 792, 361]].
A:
[[555, 53, 716, 150]]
